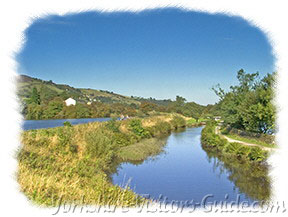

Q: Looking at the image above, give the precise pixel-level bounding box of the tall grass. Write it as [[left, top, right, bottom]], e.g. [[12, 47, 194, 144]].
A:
[[17, 114, 189, 206]]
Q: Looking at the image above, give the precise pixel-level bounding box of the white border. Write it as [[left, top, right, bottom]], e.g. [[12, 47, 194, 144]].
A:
[[1, 0, 287, 216]]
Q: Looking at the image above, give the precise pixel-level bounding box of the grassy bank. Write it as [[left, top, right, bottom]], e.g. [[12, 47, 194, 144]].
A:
[[201, 121, 269, 163], [17, 113, 189, 206], [117, 138, 167, 162]]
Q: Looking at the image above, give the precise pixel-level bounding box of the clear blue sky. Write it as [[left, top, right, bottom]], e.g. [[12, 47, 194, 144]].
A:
[[17, 9, 274, 105]]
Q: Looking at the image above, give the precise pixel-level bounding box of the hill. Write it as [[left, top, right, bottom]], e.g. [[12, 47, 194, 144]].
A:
[[17, 75, 140, 105], [17, 74, 218, 120]]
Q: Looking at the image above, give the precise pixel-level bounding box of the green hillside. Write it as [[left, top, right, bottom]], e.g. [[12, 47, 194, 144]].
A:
[[17, 75, 140, 105], [17, 75, 218, 120]]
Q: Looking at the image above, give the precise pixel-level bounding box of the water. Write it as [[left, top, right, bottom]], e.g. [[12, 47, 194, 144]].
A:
[[22, 117, 111, 130], [112, 127, 270, 204]]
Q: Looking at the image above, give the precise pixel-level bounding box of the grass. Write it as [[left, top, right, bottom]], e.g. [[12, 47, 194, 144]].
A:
[[186, 118, 197, 125], [186, 118, 207, 127], [117, 138, 167, 162], [17, 113, 191, 206], [224, 133, 276, 149], [18, 122, 145, 206]]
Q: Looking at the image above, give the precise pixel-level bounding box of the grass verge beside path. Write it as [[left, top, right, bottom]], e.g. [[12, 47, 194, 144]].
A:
[[224, 133, 276, 149]]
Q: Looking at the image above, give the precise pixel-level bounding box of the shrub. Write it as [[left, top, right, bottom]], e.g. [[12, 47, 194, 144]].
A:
[[147, 121, 172, 137], [63, 121, 72, 127], [128, 119, 151, 139], [248, 147, 267, 162], [69, 144, 78, 154], [18, 150, 55, 170], [186, 118, 198, 127], [223, 142, 241, 154], [75, 158, 99, 178], [56, 127, 74, 147], [112, 132, 134, 147], [105, 118, 120, 133], [235, 146, 251, 159], [170, 115, 186, 129], [85, 128, 116, 159], [201, 121, 221, 149]]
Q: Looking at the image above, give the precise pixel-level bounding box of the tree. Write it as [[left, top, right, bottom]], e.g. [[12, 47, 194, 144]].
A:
[[213, 69, 275, 134], [175, 95, 186, 106], [26, 103, 43, 120], [29, 87, 41, 105], [42, 98, 64, 119]]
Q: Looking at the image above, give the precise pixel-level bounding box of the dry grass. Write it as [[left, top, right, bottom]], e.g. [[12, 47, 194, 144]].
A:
[[17, 114, 188, 206]]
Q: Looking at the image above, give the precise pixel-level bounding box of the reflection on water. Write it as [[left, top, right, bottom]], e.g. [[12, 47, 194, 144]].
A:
[[204, 148, 270, 202], [111, 127, 270, 203], [108, 137, 169, 180]]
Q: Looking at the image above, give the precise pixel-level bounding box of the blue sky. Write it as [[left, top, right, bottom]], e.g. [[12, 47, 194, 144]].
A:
[[17, 9, 274, 105]]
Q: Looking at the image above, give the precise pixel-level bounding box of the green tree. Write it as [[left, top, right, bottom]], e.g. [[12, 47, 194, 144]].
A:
[[213, 69, 275, 134], [42, 98, 64, 119], [26, 103, 43, 120], [29, 87, 41, 105], [175, 95, 186, 106]]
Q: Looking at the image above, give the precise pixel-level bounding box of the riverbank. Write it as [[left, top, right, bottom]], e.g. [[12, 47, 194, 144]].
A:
[[201, 121, 270, 163], [18, 113, 197, 206]]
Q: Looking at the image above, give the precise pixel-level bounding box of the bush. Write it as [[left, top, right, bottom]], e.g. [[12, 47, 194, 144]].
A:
[[170, 115, 186, 129], [105, 118, 120, 133], [201, 121, 223, 149], [248, 147, 267, 162], [85, 128, 116, 159], [223, 142, 241, 154], [63, 121, 72, 127], [235, 146, 251, 159], [112, 132, 135, 147], [128, 119, 151, 139], [69, 144, 78, 154], [57, 127, 74, 147], [147, 121, 172, 137], [186, 118, 198, 127]]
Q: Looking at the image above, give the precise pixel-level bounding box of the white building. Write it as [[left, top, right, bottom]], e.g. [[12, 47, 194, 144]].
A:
[[214, 116, 221, 121], [65, 98, 76, 106]]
